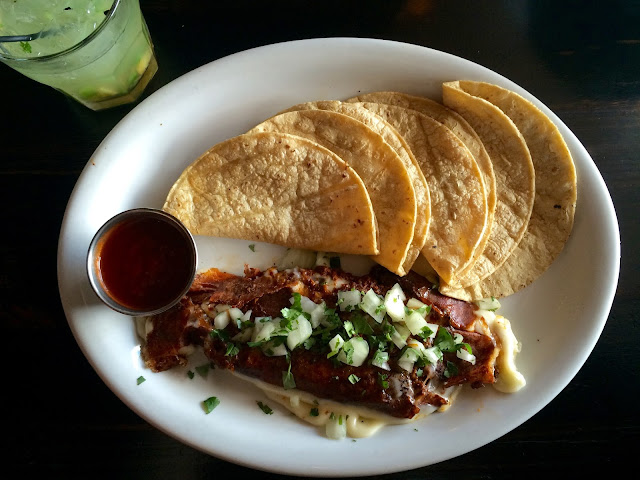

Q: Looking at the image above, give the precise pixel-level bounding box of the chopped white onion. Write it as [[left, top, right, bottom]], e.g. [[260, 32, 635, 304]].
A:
[[338, 337, 369, 367], [337, 289, 361, 312], [384, 283, 406, 322], [213, 310, 230, 330], [298, 295, 317, 314], [423, 346, 442, 365], [371, 350, 390, 370], [360, 289, 386, 323], [326, 414, 347, 440], [328, 334, 345, 357], [406, 298, 428, 317], [456, 348, 476, 365], [424, 323, 439, 339], [404, 310, 429, 335], [262, 340, 288, 357], [228, 307, 244, 323], [308, 302, 326, 328], [286, 316, 313, 350], [391, 323, 410, 349], [253, 319, 277, 343], [398, 347, 419, 372]]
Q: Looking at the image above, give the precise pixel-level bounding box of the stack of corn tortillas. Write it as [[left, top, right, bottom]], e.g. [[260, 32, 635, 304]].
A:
[[163, 80, 577, 301]]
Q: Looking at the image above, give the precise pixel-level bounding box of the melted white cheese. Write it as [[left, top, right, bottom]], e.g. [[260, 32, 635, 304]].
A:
[[475, 310, 526, 393], [232, 372, 459, 439]]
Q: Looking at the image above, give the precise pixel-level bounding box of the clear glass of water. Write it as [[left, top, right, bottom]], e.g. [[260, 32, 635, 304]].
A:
[[0, 0, 158, 110]]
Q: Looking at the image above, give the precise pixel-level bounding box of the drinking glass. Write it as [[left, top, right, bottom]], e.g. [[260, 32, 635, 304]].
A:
[[0, 0, 158, 110]]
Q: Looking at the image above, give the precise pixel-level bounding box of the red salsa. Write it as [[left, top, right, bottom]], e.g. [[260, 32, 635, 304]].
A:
[[95, 216, 195, 312]]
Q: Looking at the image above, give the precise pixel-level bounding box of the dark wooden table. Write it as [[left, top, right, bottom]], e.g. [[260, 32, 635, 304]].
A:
[[3, 1, 638, 477]]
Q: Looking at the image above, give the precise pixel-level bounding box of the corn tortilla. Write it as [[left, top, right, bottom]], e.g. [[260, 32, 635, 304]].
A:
[[346, 91, 497, 279], [163, 131, 378, 255], [351, 101, 488, 286], [281, 100, 430, 273], [440, 81, 535, 290], [247, 109, 416, 275], [439, 81, 576, 299]]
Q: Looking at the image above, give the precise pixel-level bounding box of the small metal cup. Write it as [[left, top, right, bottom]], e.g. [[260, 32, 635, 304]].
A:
[[87, 208, 197, 316]]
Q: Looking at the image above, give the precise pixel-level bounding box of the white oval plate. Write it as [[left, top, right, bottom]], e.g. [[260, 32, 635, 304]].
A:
[[58, 38, 620, 477]]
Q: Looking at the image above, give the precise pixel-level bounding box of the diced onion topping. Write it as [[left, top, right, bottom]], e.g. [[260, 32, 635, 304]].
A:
[[359, 289, 386, 323], [475, 296, 501, 312], [456, 348, 476, 365], [213, 310, 230, 330], [337, 289, 361, 312], [286, 316, 313, 350], [404, 310, 429, 335], [326, 413, 347, 440], [205, 280, 477, 392], [337, 337, 369, 367], [390, 324, 410, 348], [384, 283, 406, 322]]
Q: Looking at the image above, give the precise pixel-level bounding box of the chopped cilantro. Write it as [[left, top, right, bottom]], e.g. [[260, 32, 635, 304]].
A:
[[202, 396, 220, 413], [444, 361, 459, 378], [248, 244, 256, 252], [195, 364, 210, 378], [225, 343, 239, 356], [351, 312, 374, 335], [257, 401, 273, 414], [343, 320, 356, 338], [322, 307, 341, 329], [342, 341, 355, 364], [210, 329, 230, 341], [418, 325, 435, 340], [435, 327, 457, 353], [283, 358, 296, 389], [187, 370, 195, 379], [282, 370, 296, 389], [377, 372, 389, 389], [310, 407, 319, 417], [348, 374, 361, 384], [136, 376, 146, 385], [19, 41, 31, 53]]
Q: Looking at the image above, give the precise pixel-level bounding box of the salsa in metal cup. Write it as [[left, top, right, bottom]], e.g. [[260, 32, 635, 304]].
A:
[[87, 209, 197, 316]]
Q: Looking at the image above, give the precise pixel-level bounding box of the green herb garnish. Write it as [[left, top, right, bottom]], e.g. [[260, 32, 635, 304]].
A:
[[225, 343, 239, 356], [444, 361, 459, 378], [257, 401, 273, 414], [195, 364, 210, 378], [203, 396, 220, 413], [434, 327, 457, 352], [283, 358, 296, 389], [136, 376, 146, 385]]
